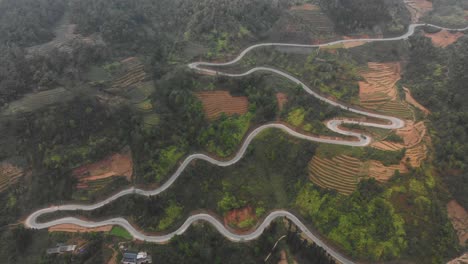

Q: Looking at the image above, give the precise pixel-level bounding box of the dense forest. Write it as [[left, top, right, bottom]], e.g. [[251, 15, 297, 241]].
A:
[[403, 34, 468, 208], [318, 0, 410, 34]]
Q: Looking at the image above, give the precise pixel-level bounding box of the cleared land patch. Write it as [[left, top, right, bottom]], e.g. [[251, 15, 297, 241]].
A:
[[48, 224, 112, 233], [359, 62, 413, 120], [73, 148, 133, 190], [308, 155, 361, 195], [309, 152, 412, 194], [404, 0, 433, 22], [424, 30, 464, 48], [276, 92, 288, 111], [195, 91, 249, 120], [447, 200, 468, 246], [224, 206, 257, 230], [0, 161, 25, 193]]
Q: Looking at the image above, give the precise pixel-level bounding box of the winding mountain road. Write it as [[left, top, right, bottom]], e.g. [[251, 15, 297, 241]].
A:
[[24, 23, 468, 264]]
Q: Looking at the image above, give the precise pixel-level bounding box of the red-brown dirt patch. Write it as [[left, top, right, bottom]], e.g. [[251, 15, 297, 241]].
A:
[[0, 162, 26, 193], [405, 0, 433, 22], [290, 3, 319, 11], [447, 253, 468, 264], [195, 91, 249, 120], [425, 30, 464, 48], [276, 92, 288, 111], [49, 224, 113, 233], [73, 148, 133, 187], [447, 200, 468, 246], [368, 160, 408, 181], [224, 206, 256, 229]]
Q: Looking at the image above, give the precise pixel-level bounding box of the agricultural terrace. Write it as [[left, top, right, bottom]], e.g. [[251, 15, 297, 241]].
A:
[[268, 3, 336, 43], [48, 224, 112, 233], [195, 91, 249, 120], [0, 161, 25, 193], [111, 57, 147, 90], [359, 62, 413, 120], [446, 200, 468, 246], [73, 149, 132, 190]]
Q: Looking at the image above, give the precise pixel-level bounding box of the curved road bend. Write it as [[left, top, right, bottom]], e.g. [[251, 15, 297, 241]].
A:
[[25, 23, 468, 264]]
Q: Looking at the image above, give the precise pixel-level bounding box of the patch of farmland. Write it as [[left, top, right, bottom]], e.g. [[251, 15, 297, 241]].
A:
[[309, 153, 412, 194], [308, 155, 362, 195], [267, 4, 337, 43], [359, 62, 413, 120], [404, 0, 433, 23], [424, 30, 464, 48], [195, 91, 249, 120], [1, 88, 74, 116], [404, 143, 427, 168], [447, 200, 468, 246], [73, 148, 133, 191], [0, 161, 26, 193], [48, 224, 113, 233], [111, 58, 147, 90]]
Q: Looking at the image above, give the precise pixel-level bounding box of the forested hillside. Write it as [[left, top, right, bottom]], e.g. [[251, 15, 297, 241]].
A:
[[0, 0, 66, 46], [404, 33, 468, 208], [0, 0, 467, 263], [318, 0, 411, 34]]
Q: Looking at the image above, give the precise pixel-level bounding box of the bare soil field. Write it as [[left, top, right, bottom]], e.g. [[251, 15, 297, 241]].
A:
[[396, 121, 426, 147], [368, 160, 408, 181], [424, 30, 464, 48], [0, 162, 26, 192], [195, 91, 249, 120], [290, 3, 319, 11], [447, 200, 468, 246], [359, 62, 413, 120], [73, 148, 133, 188], [447, 253, 468, 264], [224, 206, 256, 230], [276, 92, 288, 111], [48, 224, 113, 233], [404, 0, 433, 22]]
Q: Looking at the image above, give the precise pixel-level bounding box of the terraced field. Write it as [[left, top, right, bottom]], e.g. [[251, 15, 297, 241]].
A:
[[2, 88, 74, 116], [269, 3, 336, 43], [308, 155, 362, 195], [111, 57, 148, 90], [195, 91, 249, 120], [0, 162, 25, 192], [359, 62, 413, 120]]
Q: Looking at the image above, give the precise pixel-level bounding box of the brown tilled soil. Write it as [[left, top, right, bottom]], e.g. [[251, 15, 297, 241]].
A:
[[396, 120, 427, 147], [224, 206, 256, 228], [195, 91, 249, 120], [368, 160, 408, 181], [290, 3, 319, 11], [425, 30, 464, 48], [0, 162, 25, 192], [404, 87, 431, 115], [447, 200, 468, 246], [276, 92, 288, 111], [48, 224, 113, 233], [359, 62, 401, 109], [405, 0, 433, 22], [73, 148, 133, 185], [447, 253, 468, 264]]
